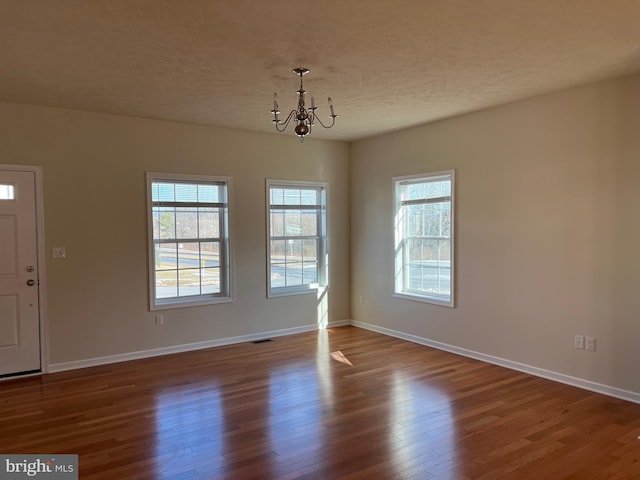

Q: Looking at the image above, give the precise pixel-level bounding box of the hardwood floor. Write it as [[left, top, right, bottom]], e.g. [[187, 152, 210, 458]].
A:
[[1, 326, 639, 479]]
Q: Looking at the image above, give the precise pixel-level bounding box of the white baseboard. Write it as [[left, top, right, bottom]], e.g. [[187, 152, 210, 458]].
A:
[[351, 320, 640, 404], [49, 320, 349, 373], [325, 320, 351, 328]]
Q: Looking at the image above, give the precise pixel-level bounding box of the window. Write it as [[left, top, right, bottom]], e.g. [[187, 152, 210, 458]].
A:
[[393, 171, 454, 307], [147, 173, 233, 309], [267, 180, 327, 297], [0, 184, 15, 200]]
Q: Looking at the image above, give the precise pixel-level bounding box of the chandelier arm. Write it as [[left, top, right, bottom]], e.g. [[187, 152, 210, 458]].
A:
[[274, 110, 296, 132], [313, 114, 337, 129]]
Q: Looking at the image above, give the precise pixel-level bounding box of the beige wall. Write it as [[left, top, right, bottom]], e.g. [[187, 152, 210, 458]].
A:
[[0, 102, 350, 365], [350, 74, 640, 394], [2, 73, 639, 397]]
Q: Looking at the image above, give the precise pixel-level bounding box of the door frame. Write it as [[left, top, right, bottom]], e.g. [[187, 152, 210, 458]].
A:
[[0, 164, 49, 375]]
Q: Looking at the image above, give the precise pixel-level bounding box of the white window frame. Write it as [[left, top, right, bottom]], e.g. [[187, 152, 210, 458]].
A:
[[393, 170, 455, 307], [266, 179, 328, 298], [146, 172, 234, 310]]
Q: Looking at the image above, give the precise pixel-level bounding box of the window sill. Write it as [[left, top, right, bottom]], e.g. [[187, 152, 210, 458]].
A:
[[268, 285, 326, 299], [393, 292, 454, 308], [151, 296, 234, 311]]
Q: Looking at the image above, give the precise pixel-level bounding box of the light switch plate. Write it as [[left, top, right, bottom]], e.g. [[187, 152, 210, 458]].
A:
[[52, 247, 66, 258]]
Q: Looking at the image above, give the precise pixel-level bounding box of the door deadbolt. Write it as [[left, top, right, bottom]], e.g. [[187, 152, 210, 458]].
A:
[[26, 265, 35, 272], [26, 279, 36, 286]]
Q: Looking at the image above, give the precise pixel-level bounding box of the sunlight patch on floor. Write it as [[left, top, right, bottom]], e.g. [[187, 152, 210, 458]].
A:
[[330, 350, 353, 366]]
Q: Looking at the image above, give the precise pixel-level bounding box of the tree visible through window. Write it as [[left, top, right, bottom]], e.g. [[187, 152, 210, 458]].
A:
[[147, 173, 232, 309], [267, 180, 327, 297], [394, 171, 454, 307]]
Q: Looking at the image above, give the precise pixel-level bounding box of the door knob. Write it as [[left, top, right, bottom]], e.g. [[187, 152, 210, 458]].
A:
[[26, 279, 36, 286]]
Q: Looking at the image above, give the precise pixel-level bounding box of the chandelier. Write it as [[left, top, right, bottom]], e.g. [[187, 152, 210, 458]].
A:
[[271, 68, 337, 141]]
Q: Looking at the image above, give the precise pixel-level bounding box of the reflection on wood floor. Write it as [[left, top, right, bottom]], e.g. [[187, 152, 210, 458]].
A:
[[1, 326, 640, 479]]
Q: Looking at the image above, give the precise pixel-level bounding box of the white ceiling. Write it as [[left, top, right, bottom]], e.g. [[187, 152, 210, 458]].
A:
[[1, 0, 639, 142]]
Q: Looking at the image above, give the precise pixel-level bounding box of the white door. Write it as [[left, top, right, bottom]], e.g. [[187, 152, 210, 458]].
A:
[[0, 170, 41, 376]]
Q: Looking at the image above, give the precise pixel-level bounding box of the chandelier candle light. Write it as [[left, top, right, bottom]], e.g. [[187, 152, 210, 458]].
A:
[[271, 68, 337, 141]]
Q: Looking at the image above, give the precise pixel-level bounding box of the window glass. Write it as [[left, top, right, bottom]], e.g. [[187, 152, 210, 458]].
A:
[[0, 184, 15, 200], [148, 174, 232, 309], [394, 171, 454, 307], [267, 181, 327, 297]]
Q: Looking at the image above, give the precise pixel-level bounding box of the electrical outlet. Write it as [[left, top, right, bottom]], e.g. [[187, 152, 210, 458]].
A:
[[574, 335, 585, 350], [155, 314, 164, 326], [586, 337, 596, 351]]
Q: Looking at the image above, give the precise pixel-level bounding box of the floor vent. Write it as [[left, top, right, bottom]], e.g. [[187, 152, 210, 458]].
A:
[[251, 338, 273, 344]]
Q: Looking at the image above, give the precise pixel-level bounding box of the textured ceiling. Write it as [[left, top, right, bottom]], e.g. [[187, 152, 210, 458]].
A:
[[1, 0, 639, 141]]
